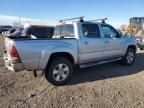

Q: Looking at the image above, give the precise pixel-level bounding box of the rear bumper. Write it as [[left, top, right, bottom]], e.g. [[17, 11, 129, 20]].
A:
[[4, 51, 24, 72]]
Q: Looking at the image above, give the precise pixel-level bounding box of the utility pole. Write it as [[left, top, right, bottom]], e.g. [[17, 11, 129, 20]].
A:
[[19, 16, 21, 26]]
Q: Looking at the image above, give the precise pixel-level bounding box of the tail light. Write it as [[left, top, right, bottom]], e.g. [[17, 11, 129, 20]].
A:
[[10, 45, 20, 62]]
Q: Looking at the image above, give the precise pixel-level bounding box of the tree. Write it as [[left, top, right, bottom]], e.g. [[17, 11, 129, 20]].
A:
[[120, 25, 127, 31], [120, 25, 127, 35], [126, 24, 141, 36]]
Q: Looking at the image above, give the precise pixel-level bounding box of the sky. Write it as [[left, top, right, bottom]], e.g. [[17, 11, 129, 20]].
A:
[[0, 0, 144, 28]]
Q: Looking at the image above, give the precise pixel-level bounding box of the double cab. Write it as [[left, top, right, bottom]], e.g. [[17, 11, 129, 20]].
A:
[[4, 19, 137, 85]]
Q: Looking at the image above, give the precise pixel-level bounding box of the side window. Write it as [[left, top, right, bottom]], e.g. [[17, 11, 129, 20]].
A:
[[26, 27, 45, 38], [46, 28, 54, 38], [28, 27, 54, 38], [101, 25, 119, 38], [82, 24, 101, 38], [54, 26, 61, 36], [54, 24, 74, 37], [62, 25, 74, 37]]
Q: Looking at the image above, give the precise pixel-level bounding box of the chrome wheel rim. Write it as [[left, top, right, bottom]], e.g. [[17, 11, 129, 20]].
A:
[[52, 63, 69, 82], [127, 51, 134, 64]]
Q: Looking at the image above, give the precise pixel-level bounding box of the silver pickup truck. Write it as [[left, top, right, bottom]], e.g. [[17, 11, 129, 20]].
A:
[[4, 20, 137, 85]]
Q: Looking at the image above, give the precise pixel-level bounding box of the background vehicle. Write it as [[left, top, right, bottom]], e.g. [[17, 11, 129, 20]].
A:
[[0, 25, 12, 34], [137, 36, 144, 50], [4, 18, 137, 85], [6, 28, 23, 37], [129, 17, 144, 36], [120, 17, 144, 37], [6, 28, 16, 36]]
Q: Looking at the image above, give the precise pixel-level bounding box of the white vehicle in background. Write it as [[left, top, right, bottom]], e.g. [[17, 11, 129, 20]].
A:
[[137, 36, 144, 50], [0, 25, 12, 35]]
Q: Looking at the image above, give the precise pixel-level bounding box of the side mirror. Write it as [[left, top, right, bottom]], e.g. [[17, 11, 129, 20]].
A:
[[119, 32, 122, 37], [116, 34, 121, 38]]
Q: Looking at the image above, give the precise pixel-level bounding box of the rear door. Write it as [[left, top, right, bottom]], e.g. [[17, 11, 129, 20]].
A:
[[79, 23, 105, 63], [100, 24, 125, 58]]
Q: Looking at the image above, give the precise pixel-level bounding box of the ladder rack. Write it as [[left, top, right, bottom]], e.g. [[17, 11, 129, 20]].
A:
[[59, 16, 84, 22], [88, 18, 108, 23]]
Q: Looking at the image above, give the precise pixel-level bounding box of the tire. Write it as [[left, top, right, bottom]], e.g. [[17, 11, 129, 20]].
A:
[[45, 57, 73, 86], [121, 48, 136, 65], [140, 48, 144, 50]]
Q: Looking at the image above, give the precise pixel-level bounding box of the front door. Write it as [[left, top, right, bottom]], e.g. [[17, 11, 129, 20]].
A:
[[79, 23, 105, 63], [100, 24, 125, 58]]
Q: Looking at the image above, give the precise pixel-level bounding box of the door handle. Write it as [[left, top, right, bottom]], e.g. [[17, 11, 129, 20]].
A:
[[83, 41, 89, 45]]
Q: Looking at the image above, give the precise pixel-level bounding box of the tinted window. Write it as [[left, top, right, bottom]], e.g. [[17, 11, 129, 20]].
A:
[[22, 27, 54, 38], [3, 26, 12, 28], [54, 24, 74, 38], [101, 25, 119, 38], [82, 24, 100, 38], [30, 28, 47, 38]]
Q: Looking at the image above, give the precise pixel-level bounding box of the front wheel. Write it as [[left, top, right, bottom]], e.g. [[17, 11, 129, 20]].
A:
[[45, 57, 73, 86], [121, 48, 136, 65]]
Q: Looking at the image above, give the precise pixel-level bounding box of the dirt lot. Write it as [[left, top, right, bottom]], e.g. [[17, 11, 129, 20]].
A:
[[0, 36, 144, 108]]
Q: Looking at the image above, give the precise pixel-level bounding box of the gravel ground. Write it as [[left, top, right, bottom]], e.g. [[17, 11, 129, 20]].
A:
[[0, 35, 144, 108]]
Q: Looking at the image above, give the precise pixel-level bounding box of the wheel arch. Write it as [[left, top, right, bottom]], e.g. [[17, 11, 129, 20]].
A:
[[127, 45, 137, 53], [46, 52, 75, 70], [124, 44, 137, 55]]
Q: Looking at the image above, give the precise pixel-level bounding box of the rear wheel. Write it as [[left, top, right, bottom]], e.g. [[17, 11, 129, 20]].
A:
[[45, 57, 73, 86], [121, 48, 135, 65]]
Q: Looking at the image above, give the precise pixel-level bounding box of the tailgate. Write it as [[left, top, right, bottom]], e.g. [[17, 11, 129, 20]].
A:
[[4, 37, 24, 72]]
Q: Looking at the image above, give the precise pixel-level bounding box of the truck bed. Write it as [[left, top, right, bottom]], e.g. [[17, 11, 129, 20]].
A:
[[4, 37, 78, 71]]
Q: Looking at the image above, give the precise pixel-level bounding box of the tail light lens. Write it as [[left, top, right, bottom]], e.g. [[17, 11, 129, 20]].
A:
[[10, 45, 20, 62]]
